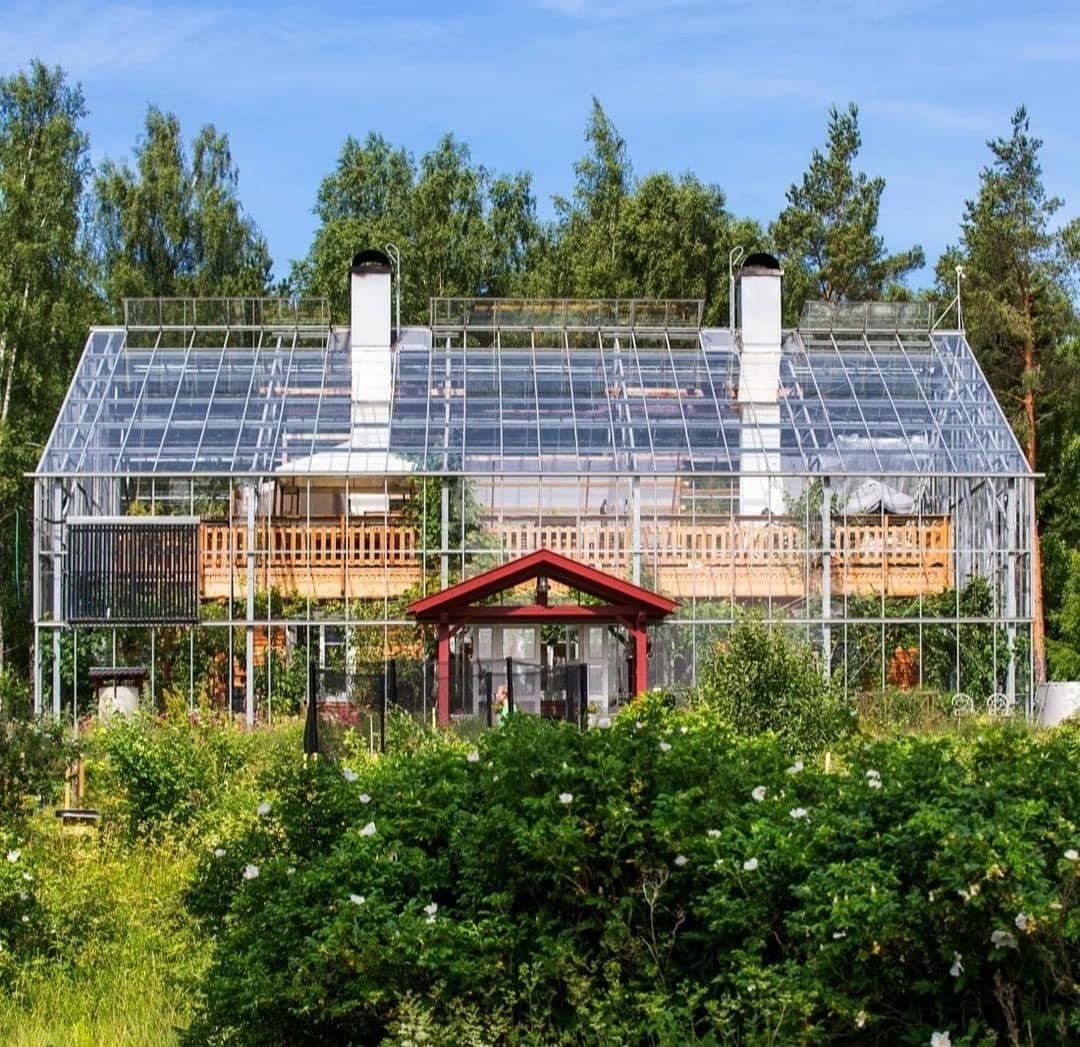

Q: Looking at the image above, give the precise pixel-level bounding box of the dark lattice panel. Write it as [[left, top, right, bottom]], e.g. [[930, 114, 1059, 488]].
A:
[[65, 521, 199, 624]]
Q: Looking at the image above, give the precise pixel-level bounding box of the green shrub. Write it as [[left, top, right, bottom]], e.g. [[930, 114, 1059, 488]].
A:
[[185, 702, 1080, 1044], [91, 713, 255, 838], [0, 713, 77, 825], [696, 616, 856, 752]]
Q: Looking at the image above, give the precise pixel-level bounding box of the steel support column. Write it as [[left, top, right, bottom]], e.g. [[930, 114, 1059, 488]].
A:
[[245, 483, 256, 727]]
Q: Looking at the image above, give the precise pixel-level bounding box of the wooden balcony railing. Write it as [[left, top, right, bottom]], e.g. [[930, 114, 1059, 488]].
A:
[[199, 515, 952, 602]]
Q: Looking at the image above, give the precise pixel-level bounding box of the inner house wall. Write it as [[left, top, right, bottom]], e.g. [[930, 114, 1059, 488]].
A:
[[32, 465, 1034, 720]]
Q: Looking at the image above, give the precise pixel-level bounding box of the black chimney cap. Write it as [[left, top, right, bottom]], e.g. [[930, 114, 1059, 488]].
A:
[[741, 252, 782, 274], [350, 248, 393, 274]]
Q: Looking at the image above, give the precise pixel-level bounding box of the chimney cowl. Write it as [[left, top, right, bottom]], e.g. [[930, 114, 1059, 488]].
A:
[[740, 251, 782, 277], [350, 248, 393, 274]]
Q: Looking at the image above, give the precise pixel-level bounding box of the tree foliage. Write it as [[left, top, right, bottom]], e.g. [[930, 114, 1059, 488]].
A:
[[772, 103, 924, 321], [541, 99, 762, 324], [0, 62, 94, 431], [91, 107, 271, 307], [938, 107, 1078, 469], [0, 62, 96, 671], [291, 132, 539, 322], [937, 107, 1080, 681]]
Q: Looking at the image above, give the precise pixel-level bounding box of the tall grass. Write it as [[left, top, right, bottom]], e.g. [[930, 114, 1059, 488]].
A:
[[0, 820, 208, 1045]]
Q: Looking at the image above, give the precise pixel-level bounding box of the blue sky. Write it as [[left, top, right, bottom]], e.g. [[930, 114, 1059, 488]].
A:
[[1, 0, 1078, 286]]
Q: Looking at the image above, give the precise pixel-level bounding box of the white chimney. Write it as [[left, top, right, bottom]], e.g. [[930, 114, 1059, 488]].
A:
[[737, 254, 784, 516], [349, 250, 393, 423]]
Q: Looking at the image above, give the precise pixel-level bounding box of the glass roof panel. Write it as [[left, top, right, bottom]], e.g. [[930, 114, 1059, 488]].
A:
[[37, 313, 1030, 479]]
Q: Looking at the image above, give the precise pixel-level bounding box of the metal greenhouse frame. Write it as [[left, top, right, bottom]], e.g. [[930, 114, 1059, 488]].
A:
[[30, 276, 1035, 726]]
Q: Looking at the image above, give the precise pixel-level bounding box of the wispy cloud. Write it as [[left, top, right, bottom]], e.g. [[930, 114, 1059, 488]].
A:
[[0, 1, 225, 75]]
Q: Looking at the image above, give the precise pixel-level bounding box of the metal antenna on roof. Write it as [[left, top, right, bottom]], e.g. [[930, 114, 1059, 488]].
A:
[[385, 243, 401, 340], [728, 246, 745, 333], [931, 265, 968, 333]]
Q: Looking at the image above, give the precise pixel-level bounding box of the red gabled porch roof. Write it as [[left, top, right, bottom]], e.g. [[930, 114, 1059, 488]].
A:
[[408, 548, 678, 622]]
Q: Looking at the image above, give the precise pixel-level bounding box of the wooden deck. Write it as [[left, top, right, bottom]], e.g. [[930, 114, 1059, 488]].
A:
[[199, 516, 952, 602]]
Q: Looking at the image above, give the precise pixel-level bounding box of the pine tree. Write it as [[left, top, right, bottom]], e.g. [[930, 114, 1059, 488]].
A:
[[772, 103, 924, 321], [940, 106, 1080, 683]]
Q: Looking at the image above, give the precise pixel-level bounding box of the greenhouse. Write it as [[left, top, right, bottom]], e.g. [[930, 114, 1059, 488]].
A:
[[31, 251, 1035, 723]]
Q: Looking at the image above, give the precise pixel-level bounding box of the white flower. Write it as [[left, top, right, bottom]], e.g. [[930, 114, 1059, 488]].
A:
[[787, 761, 804, 774], [950, 952, 963, 977], [6, 849, 20, 863], [21, 872, 32, 882], [855, 1011, 867, 1028], [674, 854, 688, 867], [832, 931, 847, 940], [242, 864, 259, 881], [21, 914, 29, 923], [751, 785, 767, 802], [349, 893, 365, 905], [213, 847, 226, 858], [659, 741, 672, 752], [743, 857, 759, 871], [343, 768, 359, 783], [286, 866, 296, 876], [679, 725, 688, 734], [359, 821, 376, 838], [424, 901, 438, 923], [634, 721, 644, 731], [558, 792, 573, 805], [707, 829, 722, 839], [790, 807, 808, 819], [990, 929, 1018, 950], [868, 778, 883, 789], [1065, 848, 1079, 862], [359, 793, 371, 804], [466, 751, 480, 763], [866, 769, 880, 780], [931, 1033, 951, 1047], [257, 801, 272, 817], [1014, 912, 1029, 931]]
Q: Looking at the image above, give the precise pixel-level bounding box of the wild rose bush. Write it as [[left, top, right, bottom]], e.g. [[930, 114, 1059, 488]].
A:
[[186, 698, 1080, 1045], [0, 842, 45, 971]]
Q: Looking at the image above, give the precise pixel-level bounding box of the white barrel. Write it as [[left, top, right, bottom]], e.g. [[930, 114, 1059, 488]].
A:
[[1036, 682, 1080, 727], [97, 683, 140, 719]]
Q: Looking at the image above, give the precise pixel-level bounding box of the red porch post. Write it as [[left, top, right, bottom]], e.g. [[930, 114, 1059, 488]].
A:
[[437, 621, 451, 726], [632, 615, 648, 696]]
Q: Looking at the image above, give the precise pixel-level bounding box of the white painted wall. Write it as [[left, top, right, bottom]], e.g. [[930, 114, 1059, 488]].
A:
[[738, 265, 784, 515], [350, 262, 393, 414]]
